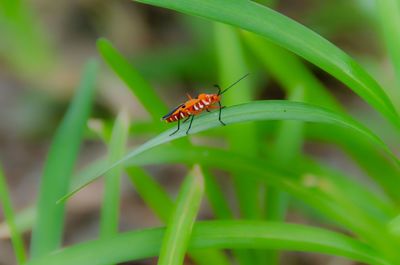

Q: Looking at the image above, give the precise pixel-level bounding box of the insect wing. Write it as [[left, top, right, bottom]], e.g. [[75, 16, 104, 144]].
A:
[[162, 103, 184, 120]]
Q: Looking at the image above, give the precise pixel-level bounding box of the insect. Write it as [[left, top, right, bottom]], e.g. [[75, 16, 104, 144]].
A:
[[162, 74, 249, 136]]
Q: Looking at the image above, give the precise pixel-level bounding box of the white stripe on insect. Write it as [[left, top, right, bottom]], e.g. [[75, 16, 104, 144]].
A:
[[194, 105, 199, 110], [198, 103, 204, 108], [180, 112, 185, 118], [202, 100, 209, 105]]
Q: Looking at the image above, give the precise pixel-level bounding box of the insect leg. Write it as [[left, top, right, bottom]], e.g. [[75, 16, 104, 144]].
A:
[[218, 101, 226, 126], [182, 116, 191, 123], [214, 84, 222, 95], [186, 115, 195, 135], [169, 115, 181, 136]]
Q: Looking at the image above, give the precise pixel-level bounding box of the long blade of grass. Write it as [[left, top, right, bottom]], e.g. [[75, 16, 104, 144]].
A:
[[0, 0, 53, 77], [60, 100, 396, 202], [0, 206, 35, 239], [61, 141, 397, 258], [125, 142, 400, 257], [97, 38, 168, 120], [201, 167, 233, 219], [214, 23, 260, 221], [157, 166, 204, 265], [127, 167, 173, 222], [376, 0, 400, 110], [296, 157, 397, 220], [243, 32, 400, 202], [25, 220, 390, 265], [126, 167, 231, 265], [242, 31, 343, 112], [99, 111, 129, 243], [0, 163, 27, 264], [306, 124, 400, 202], [135, 0, 400, 129], [30, 60, 98, 258], [264, 87, 306, 265], [97, 38, 189, 147], [214, 22, 260, 265], [125, 144, 395, 222]]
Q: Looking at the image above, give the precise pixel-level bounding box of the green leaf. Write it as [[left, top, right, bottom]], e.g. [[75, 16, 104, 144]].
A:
[[125, 144, 395, 244], [127, 167, 173, 222], [135, 0, 400, 129], [202, 167, 233, 219], [0, 162, 27, 264], [97, 38, 168, 120], [60, 100, 395, 202], [126, 168, 231, 265], [214, 23, 260, 222], [25, 221, 390, 265], [65, 142, 396, 258], [376, 0, 400, 110], [30, 60, 98, 258], [99, 111, 129, 241], [242, 31, 343, 113], [158, 166, 204, 265]]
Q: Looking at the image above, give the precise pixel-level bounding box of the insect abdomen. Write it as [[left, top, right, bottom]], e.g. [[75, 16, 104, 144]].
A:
[[165, 111, 188, 123]]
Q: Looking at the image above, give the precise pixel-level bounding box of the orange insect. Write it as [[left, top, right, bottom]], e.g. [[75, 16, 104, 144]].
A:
[[162, 74, 249, 136]]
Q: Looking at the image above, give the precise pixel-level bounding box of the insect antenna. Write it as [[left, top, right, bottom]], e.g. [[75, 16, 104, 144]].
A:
[[218, 73, 250, 95]]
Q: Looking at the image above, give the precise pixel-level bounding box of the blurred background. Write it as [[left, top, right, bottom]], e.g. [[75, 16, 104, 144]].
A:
[[0, 0, 396, 264]]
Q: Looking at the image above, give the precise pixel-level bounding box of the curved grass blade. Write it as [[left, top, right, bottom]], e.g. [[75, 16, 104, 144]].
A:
[[99, 111, 129, 245], [126, 167, 231, 265], [30, 60, 98, 258], [97, 38, 168, 121], [157, 166, 204, 265], [306, 124, 400, 202], [97, 38, 189, 147], [242, 31, 343, 112], [376, 0, 400, 109], [214, 23, 260, 223], [124, 144, 395, 242], [201, 167, 233, 219], [59, 100, 396, 202], [0, 163, 27, 264], [127, 167, 173, 222], [135, 0, 400, 129], [25, 220, 390, 265]]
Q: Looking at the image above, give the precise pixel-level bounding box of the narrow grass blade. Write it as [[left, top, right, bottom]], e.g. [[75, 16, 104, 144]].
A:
[[242, 31, 343, 112], [264, 87, 306, 265], [135, 0, 400, 129], [127, 167, 173, 222], [157, 166, 204, 265], [97, 38, 168, 120], [97, 38, 189, 148], [214, 23, 266, 265], [25, 220, 391, 265], [30, 60, 98, 258], [202, 167, 233, 219], [99, 111, 129, 242], [66, 143, 397, 261], [0, 0, 54, 77], [127, 167, 231, 265], [376, 0, 400, 109], [297, 157, 397, 221], [60, 100, 396, 202], [0, 206, 35, 239], [0, 163, 27, 264], [214, 23, 260, 222], [243, 32, 400, 203], [122, 143, 400, 255], [306, 124, 400, 202]]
